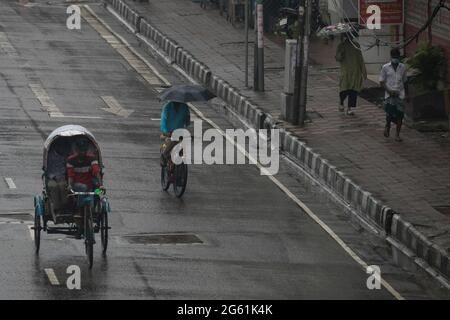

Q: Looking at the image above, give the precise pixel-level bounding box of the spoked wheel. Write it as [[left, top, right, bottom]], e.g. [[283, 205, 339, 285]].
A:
[[173, 163, 188, 198], [161, 164, 171, 191], [100, 209, 108, 255], [34, 212, 41, 254], [84, 205, 94, 269]]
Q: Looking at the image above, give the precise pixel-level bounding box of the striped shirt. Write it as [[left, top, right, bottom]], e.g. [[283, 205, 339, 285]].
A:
[[66, 152, 100, 189]]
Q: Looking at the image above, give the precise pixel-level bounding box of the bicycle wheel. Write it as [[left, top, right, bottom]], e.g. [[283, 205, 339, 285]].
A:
[[173, 163, 188, 198], [100, 208, 108, 255], [161, 165, 170, 191], [34, 212, 41, 254], [84, 206, 94, 269]]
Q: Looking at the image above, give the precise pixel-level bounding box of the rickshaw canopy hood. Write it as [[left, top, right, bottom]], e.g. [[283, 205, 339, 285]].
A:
[[43, 125, 102, 170]]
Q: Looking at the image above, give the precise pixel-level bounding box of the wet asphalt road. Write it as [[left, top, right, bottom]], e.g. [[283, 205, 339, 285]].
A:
[[0, 0, 448, 300]]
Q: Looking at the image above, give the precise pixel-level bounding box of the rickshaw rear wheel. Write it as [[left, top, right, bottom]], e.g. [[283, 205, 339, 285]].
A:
[[34, 213, 41, 254], [100, 209, 108, 255], [84, 206, 94, 269]]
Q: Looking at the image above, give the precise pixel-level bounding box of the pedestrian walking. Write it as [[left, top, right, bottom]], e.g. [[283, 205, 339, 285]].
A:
[[335, 31, 367, 115], [380, 48, 408, 142]]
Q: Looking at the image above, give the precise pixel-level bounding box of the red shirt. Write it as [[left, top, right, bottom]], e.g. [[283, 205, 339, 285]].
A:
[[66, 152, 100, 189]]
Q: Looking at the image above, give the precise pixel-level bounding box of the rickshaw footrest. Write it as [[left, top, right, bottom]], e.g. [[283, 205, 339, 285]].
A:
[[47, 227, 77, 235]]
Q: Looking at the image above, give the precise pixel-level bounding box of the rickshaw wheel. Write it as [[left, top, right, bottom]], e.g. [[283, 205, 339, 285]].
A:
[[34, 213, 41, 254], [100, 208, 108, 255], [84, 206, 94, 269]]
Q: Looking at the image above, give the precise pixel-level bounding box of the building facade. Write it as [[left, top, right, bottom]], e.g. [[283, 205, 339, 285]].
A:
[[404, 0, 450, 82], [320, 0, 449, 82]]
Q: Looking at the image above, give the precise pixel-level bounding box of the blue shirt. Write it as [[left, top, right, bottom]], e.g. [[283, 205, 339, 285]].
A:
[[160, 102, 190, 134]]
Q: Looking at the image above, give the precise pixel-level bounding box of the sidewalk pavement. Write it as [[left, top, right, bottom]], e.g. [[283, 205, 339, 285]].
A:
[[116, 0, 450, 267]]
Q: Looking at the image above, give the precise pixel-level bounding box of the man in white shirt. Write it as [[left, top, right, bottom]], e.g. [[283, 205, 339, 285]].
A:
[[379, 48, 408, 142]]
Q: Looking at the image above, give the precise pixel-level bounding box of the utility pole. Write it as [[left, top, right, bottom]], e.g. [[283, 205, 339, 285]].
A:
[[253, 0, 264, 91], [299, 0, 311, 126], [292, 0, 311, 126], [245, 0, 249, 88]]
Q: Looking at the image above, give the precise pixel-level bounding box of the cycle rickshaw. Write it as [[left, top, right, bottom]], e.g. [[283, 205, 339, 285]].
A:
[[33, 125, 111, 268]]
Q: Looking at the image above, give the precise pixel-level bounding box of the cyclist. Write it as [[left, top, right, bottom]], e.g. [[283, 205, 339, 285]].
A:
[[66, 138, 103, 238], [160, 100, 190, 166]]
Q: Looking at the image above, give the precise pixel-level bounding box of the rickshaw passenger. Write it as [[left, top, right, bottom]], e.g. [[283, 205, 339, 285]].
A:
[[66, 139, 102, 193], [46, 140, 68, 215]]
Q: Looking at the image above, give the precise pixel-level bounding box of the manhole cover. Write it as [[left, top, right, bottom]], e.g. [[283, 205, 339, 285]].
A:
[[434, 206, 450, 216], [177, 13, 203, 17], [121, 233, 203, 245]]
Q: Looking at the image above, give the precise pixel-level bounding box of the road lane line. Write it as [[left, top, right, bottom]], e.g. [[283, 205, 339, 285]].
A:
[[4, 178, 17, 189], [44, 268, 60, 286], [29, 83, 64, 118], [0, 32, 20, 59], [51, 115, 103, 119], [190, 103, 405, 301], [0, 221, 32, 225], [85, 5, 171, 85], [101, 96, 134, 118], [82, 7, 165, 88], [29, 83, 102, 119], [84, 5, 404, 300]]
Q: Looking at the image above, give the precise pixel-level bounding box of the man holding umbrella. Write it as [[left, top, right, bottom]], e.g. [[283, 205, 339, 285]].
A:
[[159, 84, 214, 166], [160, 100, 190, 166]]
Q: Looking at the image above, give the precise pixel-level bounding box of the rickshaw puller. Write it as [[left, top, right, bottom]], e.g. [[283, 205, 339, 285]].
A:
[[66, 140, 103, 210]]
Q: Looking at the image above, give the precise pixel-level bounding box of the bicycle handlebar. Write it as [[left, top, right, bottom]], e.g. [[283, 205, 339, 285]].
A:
[[68, 189, 105, 196]]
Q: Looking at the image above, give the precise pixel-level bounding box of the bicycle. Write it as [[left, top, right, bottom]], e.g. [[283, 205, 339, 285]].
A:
[[68, 188, 108, 268], [161, 139, 188, 198]]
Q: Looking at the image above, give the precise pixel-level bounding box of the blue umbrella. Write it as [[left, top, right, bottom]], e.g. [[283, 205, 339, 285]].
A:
[[159, 85, 215, 103]]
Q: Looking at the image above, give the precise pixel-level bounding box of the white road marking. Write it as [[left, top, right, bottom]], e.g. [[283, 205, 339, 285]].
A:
[[0, 221, 31, 225], [101, 96, 134, 118], [4, 178, 17, 189], [27, 225, 34, 240], [29, 83, 102, 119], [44, 268, 60, 286], [84, 5, 405, 300], [0, 32, 20, 59], [51, 115, 103, 119], [29, 83, 64, 117], [82, 7, 165, 87], [187, 105, 404, 301], [150, 118, 161, 121], [154, 87, 165, 93]]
